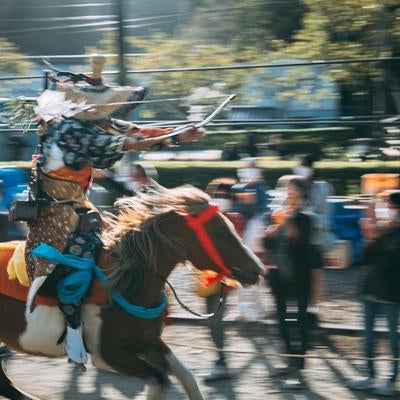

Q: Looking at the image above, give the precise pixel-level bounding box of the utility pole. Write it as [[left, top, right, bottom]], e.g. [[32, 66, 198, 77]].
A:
[[117, 0, 126, 85], [373, 0, 386, 117], [371, 0, 387, 139]]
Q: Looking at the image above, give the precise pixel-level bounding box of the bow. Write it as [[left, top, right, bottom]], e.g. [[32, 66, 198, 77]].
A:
[[140, 93, 237, 143]]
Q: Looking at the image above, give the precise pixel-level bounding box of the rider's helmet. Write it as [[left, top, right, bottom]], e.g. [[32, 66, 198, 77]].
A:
[[35, 56, 145, 128], [55, 56, 146, 122]]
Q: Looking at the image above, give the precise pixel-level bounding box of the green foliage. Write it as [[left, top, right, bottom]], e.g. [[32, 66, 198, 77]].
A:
[[127, 35, 243, 93], [0, 38, 32, 75], [0, 38, 33, 97], [91, 0, 400, 117], [183, 0, 306, 49], [151, 160, 400, 195], [188, 126, 355, 152], [1, 97, 36, 133], [271, 0, 400, 114], [125, 34, 262, 119]]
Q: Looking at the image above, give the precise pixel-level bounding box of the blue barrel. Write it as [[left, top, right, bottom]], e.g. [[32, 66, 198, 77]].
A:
[[0, 167, 28, 208]]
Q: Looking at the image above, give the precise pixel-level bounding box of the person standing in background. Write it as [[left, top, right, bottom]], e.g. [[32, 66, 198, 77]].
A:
[[93, 161, 158, 202], [293, 154, 335, 326], [200, 178, 244, 382], [242, 132, 259, 158], [264, 177, 314, 388], [348, 191, 400, 397], [231, 158, 268, 320]]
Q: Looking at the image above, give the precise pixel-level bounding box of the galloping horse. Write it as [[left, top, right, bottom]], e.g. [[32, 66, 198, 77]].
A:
[[0, 185, 265, 400]]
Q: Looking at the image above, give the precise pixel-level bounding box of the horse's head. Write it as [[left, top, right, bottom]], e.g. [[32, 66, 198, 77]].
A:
[[105, 185, 265, 292], [170, 203, 265, 286]]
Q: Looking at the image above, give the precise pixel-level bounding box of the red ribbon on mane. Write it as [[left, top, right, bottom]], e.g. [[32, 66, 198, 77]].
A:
[[183, 204, 232, 286]]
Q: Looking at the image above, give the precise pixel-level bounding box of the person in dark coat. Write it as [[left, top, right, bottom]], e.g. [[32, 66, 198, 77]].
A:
[[348, 191, 400, 396], [264, 177, 314, 388], [202, 178, 244, 382]]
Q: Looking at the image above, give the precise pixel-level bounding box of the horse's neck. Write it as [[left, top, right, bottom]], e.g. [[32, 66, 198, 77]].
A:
[[98, 249, 174, 308]]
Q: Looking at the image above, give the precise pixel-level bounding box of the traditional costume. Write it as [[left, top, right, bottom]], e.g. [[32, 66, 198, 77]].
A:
[[14, 57, 181, 368]]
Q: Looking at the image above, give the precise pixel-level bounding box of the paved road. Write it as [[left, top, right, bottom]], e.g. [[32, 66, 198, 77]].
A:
[[167, 264, 365, 327], [3, 265, 397, 399], [2, 323, 398, 400]]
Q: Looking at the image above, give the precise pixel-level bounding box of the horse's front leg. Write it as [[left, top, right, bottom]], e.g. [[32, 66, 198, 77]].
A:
[[165, 349, 204, 400], [140, 341, 204, 400], [101, 347, 169, 400]]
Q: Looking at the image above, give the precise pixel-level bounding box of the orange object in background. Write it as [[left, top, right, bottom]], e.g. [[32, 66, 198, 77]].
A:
[[271, 208, 288, 225], [361, 173, 400, 195], [235, 191, 256, 204]]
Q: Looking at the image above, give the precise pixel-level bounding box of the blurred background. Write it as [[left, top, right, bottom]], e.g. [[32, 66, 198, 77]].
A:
[[2, 3, 400, 398], [0, 0, 399, 194]]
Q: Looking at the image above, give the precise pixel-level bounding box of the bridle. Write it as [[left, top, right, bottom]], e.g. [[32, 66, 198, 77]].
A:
[[183, 204, 233, 282], [162, 204, 234, 319]]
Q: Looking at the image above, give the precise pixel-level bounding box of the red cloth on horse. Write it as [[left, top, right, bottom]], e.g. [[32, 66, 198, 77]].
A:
[[0, 243, 107, 306]]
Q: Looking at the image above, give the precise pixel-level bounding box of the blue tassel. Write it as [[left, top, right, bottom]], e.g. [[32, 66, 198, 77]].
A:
[[32, 243, 167, 319]]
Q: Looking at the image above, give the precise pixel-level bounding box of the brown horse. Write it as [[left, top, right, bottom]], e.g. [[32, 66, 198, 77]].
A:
[[0, 185, 265, 400]]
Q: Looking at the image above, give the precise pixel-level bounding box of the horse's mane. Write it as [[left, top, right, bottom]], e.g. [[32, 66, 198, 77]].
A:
[[102, 184, 210, 294]]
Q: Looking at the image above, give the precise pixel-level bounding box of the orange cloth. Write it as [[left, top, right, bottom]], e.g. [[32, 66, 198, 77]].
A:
[[128, 127, 173, 147], [127, 127, 173, 137], [0, 243, 107, 306], [48, 165, 93, 190]]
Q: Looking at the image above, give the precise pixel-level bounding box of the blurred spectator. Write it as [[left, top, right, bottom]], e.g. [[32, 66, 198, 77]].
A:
[[271, 134, 289, 160], [231, 158, 268, 320], [93, 161, 158, 203], [264, 177, 314, 388], [348, 191, 400, 396], [221, 142, 240, 161], [293, 154, 335, 325], [242, 132, 258, 158], [200, 178, 244, 382], [361, 190, 397, 240], [124, 162, 158, 193]]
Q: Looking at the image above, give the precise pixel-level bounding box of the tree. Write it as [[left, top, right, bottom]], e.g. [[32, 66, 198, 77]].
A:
[[91, 32, 262, 120], [0, 38, 33, 96], [91, 0, 400, 118], [182, 0, 306, 50], [0, 38, 32, 75], [271, 0, 400, 115]]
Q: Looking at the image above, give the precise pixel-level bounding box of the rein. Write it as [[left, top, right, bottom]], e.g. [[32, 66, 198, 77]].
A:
[[32, 204, 232, 320], [163, 277, 225, 319]]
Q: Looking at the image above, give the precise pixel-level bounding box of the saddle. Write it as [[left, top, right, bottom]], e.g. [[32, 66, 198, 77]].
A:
[[0, 241, 107, 306]]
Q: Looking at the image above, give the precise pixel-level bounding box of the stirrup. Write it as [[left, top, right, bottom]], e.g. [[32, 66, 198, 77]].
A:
[[65, 326, 88, 370]]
